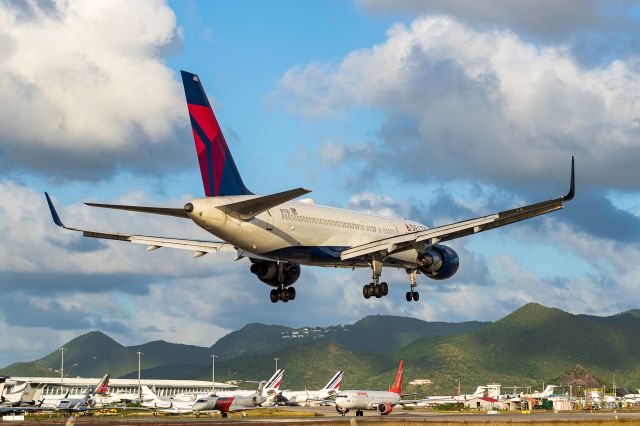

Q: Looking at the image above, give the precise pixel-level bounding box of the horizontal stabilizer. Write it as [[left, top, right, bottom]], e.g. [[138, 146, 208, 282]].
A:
[[85, 202, 188, 218], [217, 188, 311, 220]]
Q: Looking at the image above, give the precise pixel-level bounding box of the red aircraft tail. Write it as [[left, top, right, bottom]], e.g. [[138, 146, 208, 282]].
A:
[[388, 360, 403, 394]]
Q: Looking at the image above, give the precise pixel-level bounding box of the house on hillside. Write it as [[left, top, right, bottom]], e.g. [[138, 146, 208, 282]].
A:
[[464, 396, 504, 410]]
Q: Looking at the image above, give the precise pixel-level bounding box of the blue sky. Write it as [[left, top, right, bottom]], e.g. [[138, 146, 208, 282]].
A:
[[1, 0, 639, 367]]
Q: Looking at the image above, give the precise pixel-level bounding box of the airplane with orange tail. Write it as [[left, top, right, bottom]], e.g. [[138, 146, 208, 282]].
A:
[[334, 360, 412, 417]]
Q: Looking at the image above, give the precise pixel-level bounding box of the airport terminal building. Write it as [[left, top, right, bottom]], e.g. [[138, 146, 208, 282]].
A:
[[2, 377, 236, 403]]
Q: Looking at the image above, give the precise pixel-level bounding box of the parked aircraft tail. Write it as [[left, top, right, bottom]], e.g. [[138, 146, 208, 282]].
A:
[[93, 374, 110, 395], [388, 360, 404, 395], [180, 70, 252, 198], [471, 386, 486, 398], [140, 385, 159, 402], [321, 370, 344, 391], [262, 369, 284, 396]]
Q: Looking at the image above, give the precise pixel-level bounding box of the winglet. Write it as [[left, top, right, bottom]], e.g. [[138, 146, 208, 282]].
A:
[[562, 156, 575, 201], [45, 192, 65, 227]]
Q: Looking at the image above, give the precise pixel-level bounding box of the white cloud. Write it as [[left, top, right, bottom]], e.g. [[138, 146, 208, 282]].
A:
[[278, 16, 640, 191], [0, 0, 189, 179]]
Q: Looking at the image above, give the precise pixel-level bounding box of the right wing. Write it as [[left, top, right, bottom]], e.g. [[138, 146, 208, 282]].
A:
[[341, 157, 575, 261], [45, 193, 236, 257]]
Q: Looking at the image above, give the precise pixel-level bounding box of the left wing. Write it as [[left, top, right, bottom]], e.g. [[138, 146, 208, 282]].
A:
[[341, 157, 575, 261], [45, 193, 236, 257]]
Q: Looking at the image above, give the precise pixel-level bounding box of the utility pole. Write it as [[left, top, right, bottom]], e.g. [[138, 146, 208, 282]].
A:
[[211, 354, 217, 395], [59, 348, 66, 385], [274, 357, 280, 372], [137, 352, 143, 400]]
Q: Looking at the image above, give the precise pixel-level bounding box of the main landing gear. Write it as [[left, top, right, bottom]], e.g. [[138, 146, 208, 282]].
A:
[[270, 287, 296, 303], [270, 263, 296, 303], [406, 268, 419, 302], [361, 261, 420, 302], [362, 258, 389, 300]]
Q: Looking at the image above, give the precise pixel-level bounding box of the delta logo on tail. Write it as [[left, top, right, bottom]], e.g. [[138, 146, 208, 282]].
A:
[[181, 71, 252, 197]]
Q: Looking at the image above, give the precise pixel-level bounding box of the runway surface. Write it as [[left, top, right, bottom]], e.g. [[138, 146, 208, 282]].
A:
[[9, 406, 640, 424]]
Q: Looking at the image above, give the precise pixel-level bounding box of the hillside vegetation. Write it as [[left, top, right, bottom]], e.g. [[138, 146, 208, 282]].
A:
[[3, 304, 640, 394]]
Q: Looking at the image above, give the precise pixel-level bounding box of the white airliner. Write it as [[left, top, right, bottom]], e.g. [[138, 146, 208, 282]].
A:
[[419, 385, 486, 406], [140, 385, 204, 415], [280, 370, 343, 406], [334, 360, 409, 416], [45, 70, 575, 303]]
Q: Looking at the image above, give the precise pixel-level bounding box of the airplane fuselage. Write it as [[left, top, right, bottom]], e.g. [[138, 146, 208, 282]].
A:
[[335, 390, 400, 411], [187, 196, 427, 268]]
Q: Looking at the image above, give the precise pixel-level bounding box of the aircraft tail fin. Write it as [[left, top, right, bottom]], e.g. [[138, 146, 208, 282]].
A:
[[180, 70, 252, 197], [262, 369, 284, 396], [322, 371, 344, 391], [141, 385, 159, 402], [388, 360, 403, 395], [472, 386, 486, 397], [94, 373, 110, 395]]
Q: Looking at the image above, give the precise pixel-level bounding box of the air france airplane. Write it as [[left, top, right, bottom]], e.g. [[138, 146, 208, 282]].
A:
[[45, 70, 575, 303]]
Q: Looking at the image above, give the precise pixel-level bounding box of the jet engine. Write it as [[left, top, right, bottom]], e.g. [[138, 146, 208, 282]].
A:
[[377, 402, 393, 415], [416, 244, 459, 280], [250, 261, 301, 287]]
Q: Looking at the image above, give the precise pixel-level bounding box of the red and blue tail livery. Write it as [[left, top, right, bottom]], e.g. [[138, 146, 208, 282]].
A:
[[180, 70, 252, 197]]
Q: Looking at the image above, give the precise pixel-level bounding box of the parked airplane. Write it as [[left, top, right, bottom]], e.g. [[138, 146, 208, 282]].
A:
[[140, 385, 204, 415], [45, 70, 575, 303], [532, 385, 557, 399], [280, 370, 343, 406], [419, 386, 486, 406], [56, 374, 111, 412], [334, 360, 409, 416], [192, 382, 269, 418], [216, 369, 284, 402]]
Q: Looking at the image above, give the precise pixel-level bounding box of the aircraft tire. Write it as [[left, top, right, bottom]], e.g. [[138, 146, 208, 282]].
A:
[[356, 410, 363, 416], [282, 289, 290, 302], [288, 287, 296, 300], [222, 412, 228, 418], [381, 282, 388, 296], [374, 285, 382, 298], [363, 285, 371, 299], [270, 290, 278, 303], [413, 291, 419, 301], [406, 291, 412, 302]]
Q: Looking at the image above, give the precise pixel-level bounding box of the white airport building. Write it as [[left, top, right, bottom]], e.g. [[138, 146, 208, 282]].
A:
[[2, 376, 236, 404]]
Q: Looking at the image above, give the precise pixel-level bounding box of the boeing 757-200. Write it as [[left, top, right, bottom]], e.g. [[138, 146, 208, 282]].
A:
[[45, 70, 575, 303]]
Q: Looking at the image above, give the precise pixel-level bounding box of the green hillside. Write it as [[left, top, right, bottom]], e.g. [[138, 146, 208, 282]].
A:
[[199, 303, 640, 393], [1, 315, 480, 380], [4, 303, 640, 395], [209, 315, 489, 361]]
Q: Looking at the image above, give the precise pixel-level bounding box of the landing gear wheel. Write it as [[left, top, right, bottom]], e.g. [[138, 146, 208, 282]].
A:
[[406, 291, 412, 302], [221, 412, 228, 418], [412, 291, 419, 301], [287, 287, 296, 300], [380, 282, 388, 296], [270, 290, 278, 303], [282, 289, 290, 302], [374, 285, 382, 298], [363, 285, 371, 299], [356, 410, 363, 416]]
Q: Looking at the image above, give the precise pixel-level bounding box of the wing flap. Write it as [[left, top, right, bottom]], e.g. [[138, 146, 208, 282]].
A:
[[217, 187, 311, 220]]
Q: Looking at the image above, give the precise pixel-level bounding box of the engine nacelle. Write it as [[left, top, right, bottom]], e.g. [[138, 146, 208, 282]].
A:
[[377, 402, 393, 415], [416, 244, 459, 280], [250, 261, 301, 287]]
